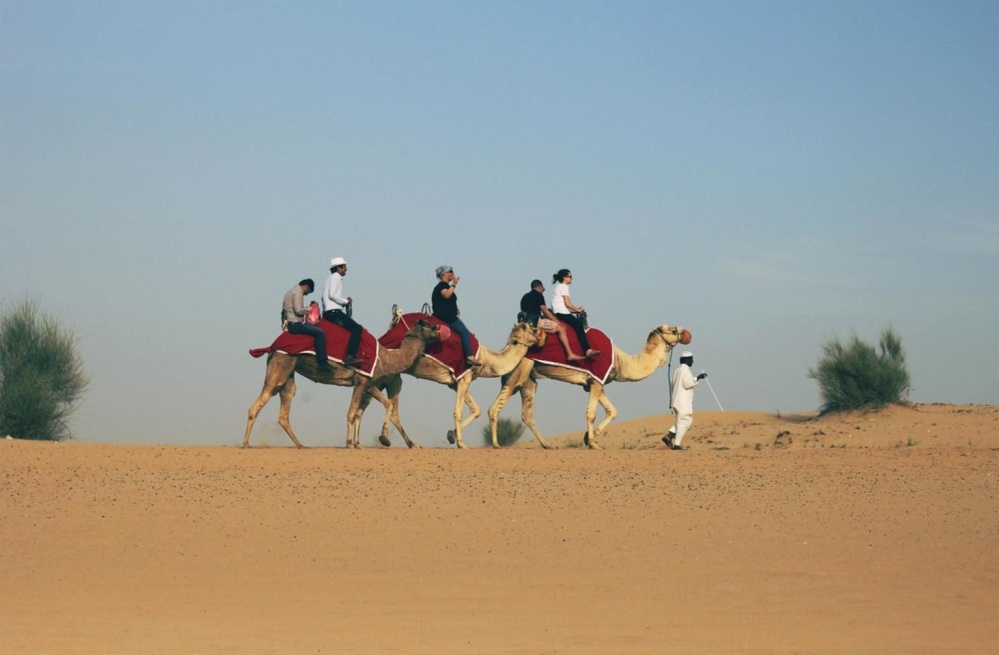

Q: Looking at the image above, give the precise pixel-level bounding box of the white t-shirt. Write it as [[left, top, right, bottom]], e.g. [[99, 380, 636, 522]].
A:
[[550, 282, 570, 314]]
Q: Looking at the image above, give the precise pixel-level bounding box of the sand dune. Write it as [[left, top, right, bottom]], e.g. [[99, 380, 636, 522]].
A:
[[2, 404, 997, 654]]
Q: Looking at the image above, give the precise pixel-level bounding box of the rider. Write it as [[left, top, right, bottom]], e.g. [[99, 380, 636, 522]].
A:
[[321, 257, 364, 367], [283, 278, 333, 371], [432, 265, 480, 367], [550, 268, 600, 358], [520, 279, 584, 361]]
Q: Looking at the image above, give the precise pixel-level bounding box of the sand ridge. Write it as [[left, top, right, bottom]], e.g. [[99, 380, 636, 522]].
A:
[[2, 404, 997, 654]]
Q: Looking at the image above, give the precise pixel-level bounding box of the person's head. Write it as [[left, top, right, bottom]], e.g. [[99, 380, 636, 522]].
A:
[[299, 278, 315, 294], [329, 257, 348, 275], [680, 351, 694, 366], [436, 265, 454, 281], [530, 279, 545, 293], [553, 268, 572, 284]]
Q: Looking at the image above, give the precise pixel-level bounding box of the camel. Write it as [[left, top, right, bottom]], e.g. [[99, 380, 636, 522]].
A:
[[243, 319, 440, 449], [486, 325, 692, 449], [366, 308, 540, 448]]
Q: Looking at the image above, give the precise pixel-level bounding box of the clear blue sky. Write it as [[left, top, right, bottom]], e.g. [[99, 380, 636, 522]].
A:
[[2, 0, 996, 446]]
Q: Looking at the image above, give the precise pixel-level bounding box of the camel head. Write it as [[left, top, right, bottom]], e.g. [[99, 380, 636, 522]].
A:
[[650, 325, 691, 351], [509, 322, 540, 349], [406, 319, 442, 345]]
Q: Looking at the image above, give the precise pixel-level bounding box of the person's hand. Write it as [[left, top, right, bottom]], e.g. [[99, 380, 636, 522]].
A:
[[347, 296, 353, 303], [453, 276, 460, 286], [697, 372, 708, 381], [578, 306, 585, 312]]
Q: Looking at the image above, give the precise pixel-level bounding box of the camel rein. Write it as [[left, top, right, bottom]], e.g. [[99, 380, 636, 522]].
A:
[[658, 329, 679, 410]]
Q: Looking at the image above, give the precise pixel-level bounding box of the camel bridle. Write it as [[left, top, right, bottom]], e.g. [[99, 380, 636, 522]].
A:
[[510, 326, 540, 348], [654, 326, 683, 350], [403, 322, 439, 343]]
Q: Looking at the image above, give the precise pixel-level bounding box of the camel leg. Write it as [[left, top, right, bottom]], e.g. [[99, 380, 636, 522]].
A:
[[592, 390, 618, 443], [519, 376, 555, 450], [244, 356, 302, 448], [456, 391, 481, 449], [489, 360, 549, 449], [346, 379, 367, 448], [357, 385, 390, 447], [382, 376, 420, 448], [347, 381, 389, 449], [360, 376, 420, 449], [276, 376, 306, 449], [582, 382, 604, 450], [487, 377, 518, 449], [447, 377, 478, 449], [244, 388, 276, 448], [345, 384, 367, 448], [374, 384, 395, 448]]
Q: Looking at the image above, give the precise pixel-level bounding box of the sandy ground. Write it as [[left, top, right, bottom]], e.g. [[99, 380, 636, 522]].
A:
[[2, 403, 997, 654]]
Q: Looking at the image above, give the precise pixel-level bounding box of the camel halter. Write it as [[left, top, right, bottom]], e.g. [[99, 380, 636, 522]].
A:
[[510, 327, 538, 348]]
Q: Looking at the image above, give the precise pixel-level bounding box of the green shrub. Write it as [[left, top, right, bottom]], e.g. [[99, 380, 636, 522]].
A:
[[808, 326, 910, 414], [481, 416, 525, 447], [0, 299, 88, 440]]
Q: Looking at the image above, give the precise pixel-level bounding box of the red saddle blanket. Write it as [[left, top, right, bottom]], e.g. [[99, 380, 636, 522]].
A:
[[378, 313, 477, 380], [527, 325, 615, 385], [248, 319, 379, 377]]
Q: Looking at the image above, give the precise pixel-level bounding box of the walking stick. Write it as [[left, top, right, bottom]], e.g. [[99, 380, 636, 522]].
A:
[[701, 369, 725, 411]]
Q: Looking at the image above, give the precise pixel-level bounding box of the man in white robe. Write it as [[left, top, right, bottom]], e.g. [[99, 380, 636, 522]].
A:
[[664, 351, 707, 451]]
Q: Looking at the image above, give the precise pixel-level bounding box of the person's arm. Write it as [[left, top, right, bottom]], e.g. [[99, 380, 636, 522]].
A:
[[561, 292, 584, 314], [291, 289, 308, 318], [328, 276, 350, 307], [680, 367, 699, 390], [439, 276, 460, 299], [540, 304, 559, 321]]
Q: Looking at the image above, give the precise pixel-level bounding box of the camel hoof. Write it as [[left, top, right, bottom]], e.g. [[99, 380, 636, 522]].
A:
[[446, 430, 456, 445], [378, 435, 392, 447], [352, 443, 363, 449], [583, 431, 590, 446], [407, 442, 422, 449]]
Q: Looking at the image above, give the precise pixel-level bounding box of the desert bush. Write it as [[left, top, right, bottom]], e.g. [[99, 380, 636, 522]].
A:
[[808, 326, 910, 414], [0, 299, 88, 440], [481, 416, 525, 447]]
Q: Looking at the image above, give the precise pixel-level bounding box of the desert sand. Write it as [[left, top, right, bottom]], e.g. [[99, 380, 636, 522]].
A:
[[2, 403, 997, 654]]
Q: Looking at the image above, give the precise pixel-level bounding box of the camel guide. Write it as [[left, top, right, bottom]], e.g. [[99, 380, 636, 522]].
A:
[[664, 351, 708, 451]]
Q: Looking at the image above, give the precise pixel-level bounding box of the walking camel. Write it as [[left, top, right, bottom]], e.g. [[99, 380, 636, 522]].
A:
[[367, 307, 540, 448], [243, 319, 441, 449], [487, 325, 691, 449]]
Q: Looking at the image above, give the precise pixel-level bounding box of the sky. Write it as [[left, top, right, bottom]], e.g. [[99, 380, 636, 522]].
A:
[[2, 0, 997, 447]]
